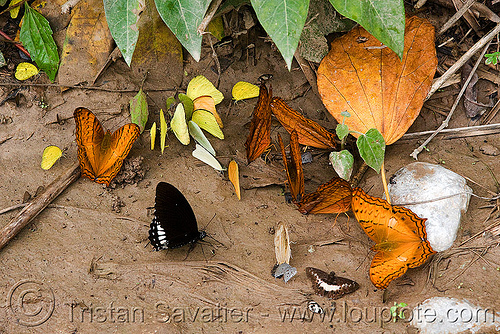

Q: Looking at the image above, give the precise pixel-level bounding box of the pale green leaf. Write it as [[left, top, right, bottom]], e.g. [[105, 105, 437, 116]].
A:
[[179, 93, 194, 120], [329, 149, 353, 181], [329, 0, 405, 59], [129, 88, 148, 133], [250, 0, 310, 70], [170, 103, 190, 145], [103, 0, 142, 65], [154, 0, 212, 62], [191, 110, 224, 139]]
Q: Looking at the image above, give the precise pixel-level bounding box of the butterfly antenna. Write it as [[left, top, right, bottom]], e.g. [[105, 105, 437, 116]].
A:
[[201, 213, 217, 231], [204, 234, 226, 249]]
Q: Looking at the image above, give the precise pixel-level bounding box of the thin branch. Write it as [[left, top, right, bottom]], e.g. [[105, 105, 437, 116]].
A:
[[197, 0, 224, 35], [0, 163, 80, 251], [411, 41, 492, 159], [398, 123, 500, 141], [0, 0, 28, 15], [438, 0, 477, 36], [427, 22, 500, 99], [0, 82, 175, 93]]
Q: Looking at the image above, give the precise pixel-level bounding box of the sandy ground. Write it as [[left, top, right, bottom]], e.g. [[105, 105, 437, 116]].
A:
[[1, 7, 500, 334]]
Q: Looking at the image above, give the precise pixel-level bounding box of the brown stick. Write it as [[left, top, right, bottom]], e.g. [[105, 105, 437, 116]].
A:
[[0, 163, 81, 251], [427, 22, 500, 99], [411, 41, 491, 159]]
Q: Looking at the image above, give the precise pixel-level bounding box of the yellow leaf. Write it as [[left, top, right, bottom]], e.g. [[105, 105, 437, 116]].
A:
[[41, 146, 62, 170], [170, 103, 190, 145], [9, 0, 23, 18], [186, 75, 224, 105], [191, 110, 224, 139], [150, 122, 156, 150], [15, 62, 39, 81], [228, 160, 241, 200], [274, 222, 291, 265], [160, 109, 167, 154], [232, 81, 260, 101], [193, 95, 223, 128]]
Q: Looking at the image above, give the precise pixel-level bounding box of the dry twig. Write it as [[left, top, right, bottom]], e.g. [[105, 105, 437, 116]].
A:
[[411, 41, 491, 159], [0, 163, 80, 251]]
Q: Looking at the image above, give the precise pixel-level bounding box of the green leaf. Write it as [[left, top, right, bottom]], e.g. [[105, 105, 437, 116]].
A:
[[329, 0, 405, 59], [20, 4, 59, 81], [356, 128, 385, 173], [329, 149, 353, 181], [103, 0, 142, 66], [154, 0, 212, 62], [129, 88, 148, 133], [251, 0, 310, 70], [166, 96, 176, 110], [336, 124, 349, 140], [0, 51, 5, 67], [178, 93, 194, 120]]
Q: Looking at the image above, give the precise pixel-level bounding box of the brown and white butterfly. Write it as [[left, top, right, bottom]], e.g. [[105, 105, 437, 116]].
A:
[[306, 267, 359, 299]]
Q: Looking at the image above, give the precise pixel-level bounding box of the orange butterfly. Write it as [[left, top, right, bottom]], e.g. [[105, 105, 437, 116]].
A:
[[74, 107, 140, 187], [277, 131, 304, 203], [278, 130, 351, 214], [351, 187, 436, 289], [245, 84, 272, 163], [270, 97, 337, 149]]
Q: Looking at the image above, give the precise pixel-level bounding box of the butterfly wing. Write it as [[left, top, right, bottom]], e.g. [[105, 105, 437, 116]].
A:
[[270, 97, 337, 149], [93, 123, 140, 185], [352, 187, 435, 289], [244, 84, 272, 163], [74, 107, 105, 180], [298, 177, 352, 214], [277, 131, 304, 203], [306, 267, 359, 299], [149, 182, 203, 250]]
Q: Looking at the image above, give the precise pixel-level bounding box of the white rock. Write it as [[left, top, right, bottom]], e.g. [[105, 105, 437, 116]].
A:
[[410, 297, 500, 334], [388, 162, 471, 252]]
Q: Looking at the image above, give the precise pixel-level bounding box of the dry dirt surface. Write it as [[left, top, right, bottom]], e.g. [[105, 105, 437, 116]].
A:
[[1, 4, 500, 334]]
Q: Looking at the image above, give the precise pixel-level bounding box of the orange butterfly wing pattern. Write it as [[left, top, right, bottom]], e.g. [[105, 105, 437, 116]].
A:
[[74, 107, 140, 187], [298, 178, 352, 214], [278, 129, 351, 214], [245, 84, 272, 163], [270, 97, 337, 149], [351, 187, 436, 289], [277, 130, 304, 203]]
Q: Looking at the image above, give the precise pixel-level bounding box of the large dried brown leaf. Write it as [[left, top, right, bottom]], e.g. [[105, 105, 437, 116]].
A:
[[245, 84, 272, 163], [277, 131, 304, 203], [271, 97, 337, 149], [317, 16, 437, 145]]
